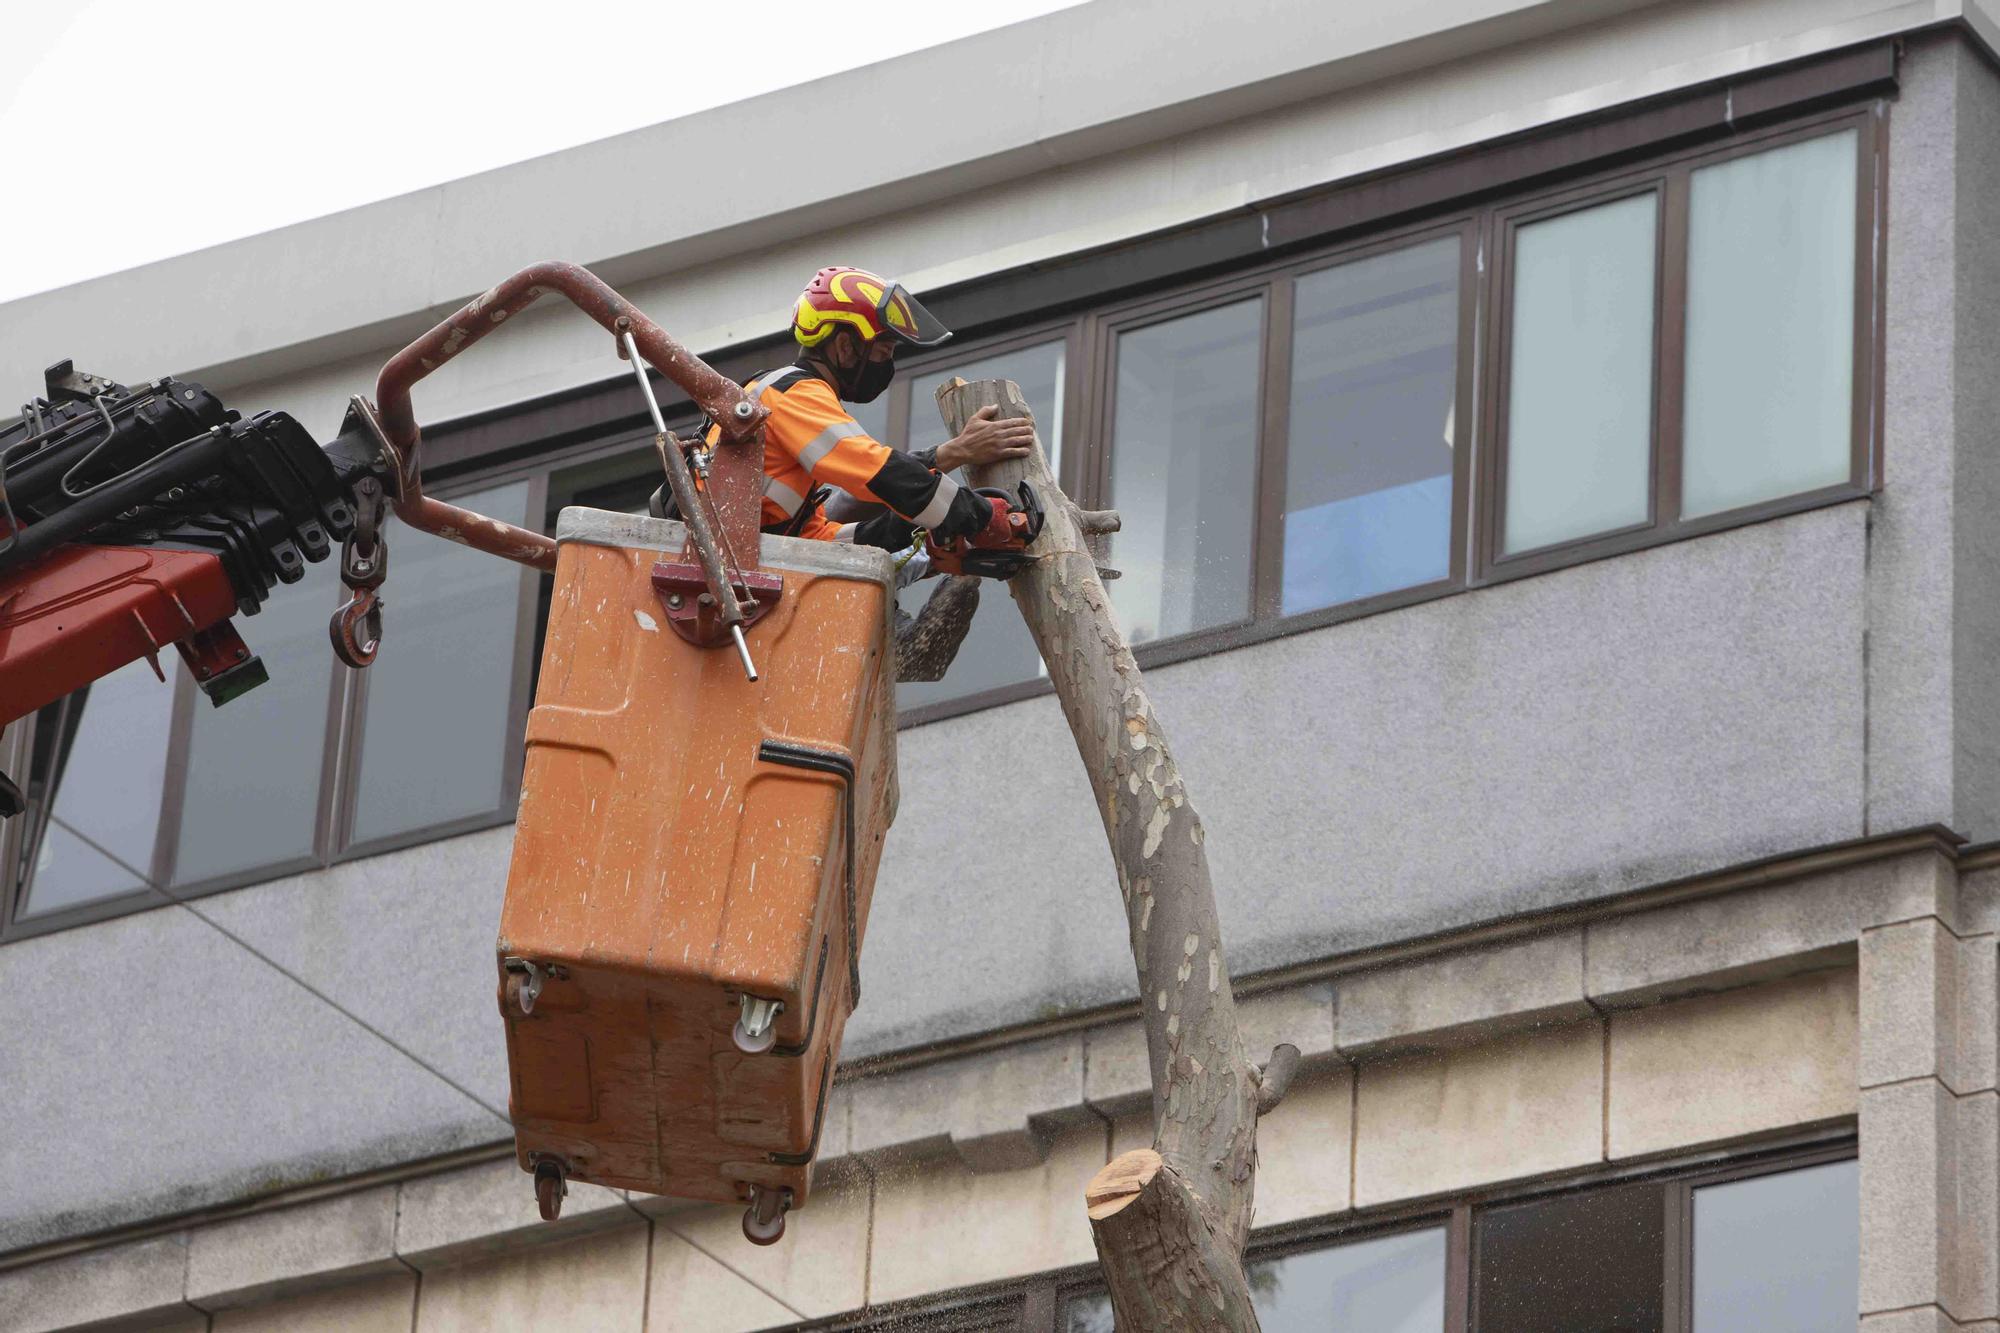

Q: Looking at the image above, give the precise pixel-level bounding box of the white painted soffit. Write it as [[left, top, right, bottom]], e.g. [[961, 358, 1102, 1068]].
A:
[[0, 0, 1982, 404]]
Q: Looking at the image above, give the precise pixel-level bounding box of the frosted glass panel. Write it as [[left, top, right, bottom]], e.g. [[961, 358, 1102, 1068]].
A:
[[1504, 193, 1657, 554], [174, 560, 337, 884], [351, 480, 531, 843], [900, 341, 1065, 708], [1694, 1160, 1858, 1332], [21, 660, 174, 917], [1107, 300, 1261, 642], [1285, 237, 1459, 614], [1683, 131, 1857, 518]]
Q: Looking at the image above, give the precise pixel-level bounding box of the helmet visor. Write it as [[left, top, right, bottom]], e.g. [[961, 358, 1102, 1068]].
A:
[[877, 284, 952, 348]]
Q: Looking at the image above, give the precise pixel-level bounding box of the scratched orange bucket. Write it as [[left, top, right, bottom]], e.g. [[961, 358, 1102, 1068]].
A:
[[496, 507, 898, 1228]]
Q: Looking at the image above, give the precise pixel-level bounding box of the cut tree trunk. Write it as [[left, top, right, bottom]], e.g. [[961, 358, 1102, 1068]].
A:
[[936, 378, 1296, 1333]]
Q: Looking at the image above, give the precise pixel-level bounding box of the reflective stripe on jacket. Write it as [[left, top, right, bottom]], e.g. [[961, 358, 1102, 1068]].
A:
[[709, 365, 963, 543]]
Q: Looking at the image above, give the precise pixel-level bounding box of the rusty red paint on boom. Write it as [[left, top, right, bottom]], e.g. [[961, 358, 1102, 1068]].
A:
[[372, 261, 767, 571]]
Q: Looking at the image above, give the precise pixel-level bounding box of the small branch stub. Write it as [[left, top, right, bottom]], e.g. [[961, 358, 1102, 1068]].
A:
[[1255, 1043, 1301, 1116]]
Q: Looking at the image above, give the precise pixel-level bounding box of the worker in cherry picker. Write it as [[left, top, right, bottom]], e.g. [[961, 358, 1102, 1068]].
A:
[[683, 267, 1035, 576]]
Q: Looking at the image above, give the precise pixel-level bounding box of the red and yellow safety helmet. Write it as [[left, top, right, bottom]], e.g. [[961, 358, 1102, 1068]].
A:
[[792, 266, 953, 350]]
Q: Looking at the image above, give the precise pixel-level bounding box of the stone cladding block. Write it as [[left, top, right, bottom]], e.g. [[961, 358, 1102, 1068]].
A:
[[185, 1187, 401, 1311], [394, 1155, 632, 1270], [1352, 1020, 1601, 1208], [645, 1164, 870, 1323], [212, 1272, 417, 1332], [868, 1123, 1105, 1302], [1862, 918, 1963, 1091], [846, 1034, 1086, 1172], [1338, 930, 1587, 1053], [413, 1222, 649, 1331], [1607, 970, 1856, 1159], [1861, 1079, 1961, 1318], [0, 1233, 193, 1333]]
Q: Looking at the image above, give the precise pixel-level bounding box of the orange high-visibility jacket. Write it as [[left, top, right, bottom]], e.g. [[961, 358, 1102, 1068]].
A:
[[708, 366, 969, 545]]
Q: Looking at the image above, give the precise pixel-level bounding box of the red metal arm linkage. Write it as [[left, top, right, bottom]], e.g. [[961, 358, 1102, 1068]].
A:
[[373, 261, 768, 572]]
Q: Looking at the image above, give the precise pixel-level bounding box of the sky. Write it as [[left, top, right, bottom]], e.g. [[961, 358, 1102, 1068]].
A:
[[0, 0, 1085, 305]]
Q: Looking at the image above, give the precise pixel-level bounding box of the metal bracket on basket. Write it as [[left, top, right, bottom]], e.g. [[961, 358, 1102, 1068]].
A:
[[618, 326, 774, 681], [651, 560, 783, 649]]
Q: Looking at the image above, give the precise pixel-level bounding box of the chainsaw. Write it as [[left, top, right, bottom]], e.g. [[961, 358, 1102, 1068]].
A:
[[923, 480, 1044, 579]]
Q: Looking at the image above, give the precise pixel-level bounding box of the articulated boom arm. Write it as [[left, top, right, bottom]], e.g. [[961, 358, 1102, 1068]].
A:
[[0, 262, 765, 819]]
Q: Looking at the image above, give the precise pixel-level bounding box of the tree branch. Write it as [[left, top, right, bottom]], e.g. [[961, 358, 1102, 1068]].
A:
[[937, 377, 1267, 1332], [894, 574, 980, 683]]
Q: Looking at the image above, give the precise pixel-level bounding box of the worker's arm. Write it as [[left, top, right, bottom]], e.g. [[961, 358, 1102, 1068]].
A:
[[795, 506, 918, 551], [768, 382, 994, 538]]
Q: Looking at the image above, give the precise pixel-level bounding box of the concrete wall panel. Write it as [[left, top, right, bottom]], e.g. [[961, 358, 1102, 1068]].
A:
[[859, 504, 1867, 1052], [0, 899, 505, 1252]]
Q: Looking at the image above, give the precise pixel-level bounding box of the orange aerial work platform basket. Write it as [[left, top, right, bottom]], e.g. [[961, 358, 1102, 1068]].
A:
[[496, 510, 899, 1244], [354, 262, 903, 1245]]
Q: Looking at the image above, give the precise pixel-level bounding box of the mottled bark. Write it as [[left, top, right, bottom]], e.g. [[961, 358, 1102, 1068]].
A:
[[937, 379, 1293, 1333], [895, 574, 981, 682]]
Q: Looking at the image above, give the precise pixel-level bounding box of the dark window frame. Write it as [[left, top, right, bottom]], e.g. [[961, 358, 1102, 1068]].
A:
[[786, 1134, 1854, 1332], [330, 470, 548, 865], [1479, 104, 1884, 583], [0, 474, 546, 942]]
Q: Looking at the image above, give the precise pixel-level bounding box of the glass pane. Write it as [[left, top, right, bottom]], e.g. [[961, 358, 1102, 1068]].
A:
[[1253, 1227, 1446, 1331], [20, 660, 174, 917], [1694, 1159, 1857, 1332], [1683, 131, 1858, 518], [350, 479, 532, 845], [848, 391, 890, 445], [1503, 192, 1658, 554], [900, 341, 1066, 710], [172, 561, 338, 886], [1065, 1227, 1446, 1331], [1285, 238, 1459, 615], [907, 341, 1065, 470], [1064, 1293, 1114, 1333], [1108, 299, 1261, 642], [1476, 1181, 1664, 1333]]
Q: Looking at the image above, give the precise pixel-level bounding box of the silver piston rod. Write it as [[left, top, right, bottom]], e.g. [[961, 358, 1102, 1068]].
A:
[[618, 328, 758, 681]]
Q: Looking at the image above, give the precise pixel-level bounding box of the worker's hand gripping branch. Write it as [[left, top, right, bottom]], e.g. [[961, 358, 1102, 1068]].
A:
[[931, 404, 1035, 473]]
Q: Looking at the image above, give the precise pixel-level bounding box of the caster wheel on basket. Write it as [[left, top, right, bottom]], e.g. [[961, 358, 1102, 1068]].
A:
[[534, 1160, 567, 1222], [742, 1186, 791, 1245], [733, 994, 783, 1054]]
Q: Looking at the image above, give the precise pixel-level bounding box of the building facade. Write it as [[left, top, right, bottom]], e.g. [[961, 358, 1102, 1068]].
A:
[[3, 0, 1999, 1327]]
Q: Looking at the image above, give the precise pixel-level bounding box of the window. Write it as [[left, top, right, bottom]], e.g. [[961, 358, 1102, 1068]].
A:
[[4, 661, 175, 926], [1034, 1145, 1850, 1333], [1104, 298, 1262, 643], [1499, 191, 1660, 555], [2, 478, 541, 940], [172, 560, 340, 887], [899, 341, 1066, 709], [345, 479, 537, 849], [1474, 1180, 1664, 1331], [1690, 1158, 1858, 1331], [1485, 118, 1875, 575], [1284, 236, 1463, 615], [1681, 131, 1859, 518], [1063, 1224, 1447, 1332]]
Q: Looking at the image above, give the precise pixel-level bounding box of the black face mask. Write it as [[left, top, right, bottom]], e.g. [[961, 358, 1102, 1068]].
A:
[[841, 351, 896, 404]]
